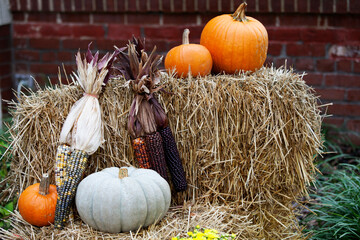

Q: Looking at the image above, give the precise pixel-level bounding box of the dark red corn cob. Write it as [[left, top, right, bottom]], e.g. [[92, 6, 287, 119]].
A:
[[159, 126, 187, 192], [145, 132, 169, 181], [132, 137, 152, 169]]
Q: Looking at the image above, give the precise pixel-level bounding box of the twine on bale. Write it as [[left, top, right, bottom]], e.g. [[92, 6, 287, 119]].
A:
[[7, 66, 323, 239]]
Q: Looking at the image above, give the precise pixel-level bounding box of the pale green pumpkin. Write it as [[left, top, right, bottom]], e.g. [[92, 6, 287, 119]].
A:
[[75, 167, 171, 233]]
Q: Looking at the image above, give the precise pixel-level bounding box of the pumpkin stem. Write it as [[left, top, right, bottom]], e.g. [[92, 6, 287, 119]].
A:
[[232, 2, 248, 22], [39, 173, 50, 196], [119, 168, 128, 179], [182, 29, 190, 45]]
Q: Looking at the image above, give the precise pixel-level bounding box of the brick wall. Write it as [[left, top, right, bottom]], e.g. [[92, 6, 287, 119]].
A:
[[0, 24, 12, 114], [10, 0, 360, 141]]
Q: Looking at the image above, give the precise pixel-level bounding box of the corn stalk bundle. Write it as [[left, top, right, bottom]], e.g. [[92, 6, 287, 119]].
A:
[[114, 38, 187, 191], [54, 45, 119, 229]]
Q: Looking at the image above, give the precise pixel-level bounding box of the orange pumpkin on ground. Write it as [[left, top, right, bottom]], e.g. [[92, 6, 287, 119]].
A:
[[18, 173, 57, 227], [200, 2, 268, 73], [165, 29, 212, 77]]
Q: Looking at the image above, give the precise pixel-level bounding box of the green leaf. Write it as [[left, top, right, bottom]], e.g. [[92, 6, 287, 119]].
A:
[[5, 201, 13, 212]]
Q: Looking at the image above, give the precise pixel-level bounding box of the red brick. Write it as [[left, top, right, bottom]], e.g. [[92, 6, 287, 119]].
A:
[[267, 28, 301, 42], [337, 60, 352, 72], [295, 58, 315, 71], [146, 39, 169, 52], [0, 64, 11, 76], [163, 13, 197, 25], [149, 0, 160, 11], [29, 38, 60, 49], [62, 39, 95, 50], [303, 73, 323, 86], [264, 56, 274, 67], [347, 120, 360, 132], [201, 13, 220, 25], [108, 24, 141, 39], [19, 0, 27, 11], [323, 117, 344, 126], [61, 13, 90, 23], [258, 0, 268, 12], [346, 29, 360, 42], [84, 0, 93, 11], [71, 25, 105, 38], [286, 43, 325, 57], [13, 38, 28, 49], [0, 76, 13, 89], [14, 23, 71, 38], [197, 0, 207, 12], [314, 88, 345, 101], [1, 89, 14, 102], [64, 0, 72, 11], [173, 0, 183, 12], [328, 15, 360, 28], [268, 42, 283, 56], [0, 39, 10, 50], [144, 26, 184, 40], [208, 0, 219, 12], [93, 13, 124, 24], [221, 0, 231, 12], [284, 0, 295, 12], [0, 50, 10, 63], [310, 0, 321, 13], [350, 0, 360, 13], [30, 0, 38, 11], [105, 0, 115, 11], [53, 0, 61, 11], [138, 0, 148, 12], [279, 14, 317, 27], [74, 0, 82, 11], [9, 0, 18, 11], [336, 0, 348, 13], [162, 0, 172, 12], [12, 12, 25, 22], [275, 58, 294, 68], [325, 74, 360, 87], [0, 25, 10, 37], [250, 13, 276, 26], [96, 39, 126, 50], [42, 52, 57, 62], [15, 50, 40, 61], [96, 0, 104, 11], [354, 61, 360, 73], [323, 0, 334, 13], [347, 89, 360, 101], [15, 63, 28, 72], [329, 103, 360, 117], [127, 0, 137, 11], [301, 29, 345, 43], [58, 52, 74, 62], [28, 13, 57, 22], [298, 0, 308, 12], [271, 0, 281, 12], [30, 63, 60, 75], [127, 13, 160, 25], [317, 59, 335, 72]]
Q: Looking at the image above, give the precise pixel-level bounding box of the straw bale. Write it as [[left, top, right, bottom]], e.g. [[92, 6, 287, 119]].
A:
[[5, 67, 322, 238]]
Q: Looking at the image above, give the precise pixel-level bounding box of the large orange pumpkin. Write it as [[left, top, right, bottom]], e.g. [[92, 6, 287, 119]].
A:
[[18, 173, 57, 227], [200, 2, 268, 73], [165, 29, 212, 77]]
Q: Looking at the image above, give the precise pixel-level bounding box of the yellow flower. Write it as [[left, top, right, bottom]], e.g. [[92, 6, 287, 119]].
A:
[[171, 238, 178, 240], [196, 225, 200, 229], [187, 231, 193, 236]]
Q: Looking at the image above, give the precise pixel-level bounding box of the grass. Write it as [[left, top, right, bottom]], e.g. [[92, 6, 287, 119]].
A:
[[0, 117, 15, 230], [301, 123, 360, 239]]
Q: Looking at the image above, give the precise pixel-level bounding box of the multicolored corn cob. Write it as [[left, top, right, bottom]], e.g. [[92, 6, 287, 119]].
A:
[[160, 126, 187, 192], [54, 149, 88, 229], [132, 137, 152, 169], [55, 144, 71, 190], [145, 132, 169, 181]]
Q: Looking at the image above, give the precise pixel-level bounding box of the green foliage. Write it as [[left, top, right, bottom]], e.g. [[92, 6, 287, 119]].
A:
[[303, 163, 360, 239], [0, 117, 15, 230]]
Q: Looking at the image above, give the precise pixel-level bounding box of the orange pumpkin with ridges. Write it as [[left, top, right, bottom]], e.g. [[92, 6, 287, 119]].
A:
[[200, 2, 268, 73], [18, 174, 57, 227], [165, 29, 212, 77]]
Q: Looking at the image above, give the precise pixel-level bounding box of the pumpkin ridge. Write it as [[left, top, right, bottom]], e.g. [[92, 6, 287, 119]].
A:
[[89, 176, 102, 231], [132, 178, 149, 228]]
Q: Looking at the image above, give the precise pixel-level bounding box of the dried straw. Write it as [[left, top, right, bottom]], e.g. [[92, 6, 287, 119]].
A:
[[5, 66, 323, 239]]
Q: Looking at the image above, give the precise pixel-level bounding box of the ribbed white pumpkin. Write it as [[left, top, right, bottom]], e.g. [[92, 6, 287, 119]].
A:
[[75, 167, 171, 233]]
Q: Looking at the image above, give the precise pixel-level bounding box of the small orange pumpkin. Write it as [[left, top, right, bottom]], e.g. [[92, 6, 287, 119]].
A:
[[200, 2, 268, 73], [18, 173, 57, 227], [165, 29, 212, 77]]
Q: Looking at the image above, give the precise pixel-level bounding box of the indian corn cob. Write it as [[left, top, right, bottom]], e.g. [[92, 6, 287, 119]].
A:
[[54, 144, 71, 189], [132, 137, 152, 169], [145, 132, 169, 181], [159, 126, 187, 192], [54, 149, 88, 229]]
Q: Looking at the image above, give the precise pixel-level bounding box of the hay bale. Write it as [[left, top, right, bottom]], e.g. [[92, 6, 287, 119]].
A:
[[6, 67, 322, 239]]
